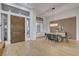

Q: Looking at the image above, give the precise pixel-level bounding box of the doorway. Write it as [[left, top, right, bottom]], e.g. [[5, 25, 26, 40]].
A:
[[11, 15, 25, 43]]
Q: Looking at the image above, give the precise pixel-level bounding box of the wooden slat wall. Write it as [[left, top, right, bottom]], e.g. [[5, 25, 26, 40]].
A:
[[50, 17, 76, 40]]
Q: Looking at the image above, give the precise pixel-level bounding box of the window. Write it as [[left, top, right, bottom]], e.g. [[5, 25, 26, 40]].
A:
[[1, 3, 30, 16], [37, 22, 43, 33], [1, 13, 8, 41], [37, 23, 41, 32], [27, 18, 30, 38]]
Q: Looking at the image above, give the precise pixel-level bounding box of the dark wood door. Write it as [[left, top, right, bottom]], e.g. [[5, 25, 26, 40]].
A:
[[11, 15, 25, 43]]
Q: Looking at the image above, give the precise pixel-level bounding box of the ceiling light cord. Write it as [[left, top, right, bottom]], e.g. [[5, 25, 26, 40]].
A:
[[52, 8, 55, 17]]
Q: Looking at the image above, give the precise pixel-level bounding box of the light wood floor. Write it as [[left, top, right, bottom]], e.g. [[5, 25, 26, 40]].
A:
[[2, 38, 79, 56]]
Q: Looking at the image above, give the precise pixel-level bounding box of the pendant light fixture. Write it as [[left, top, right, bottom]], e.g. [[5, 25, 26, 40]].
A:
[[50, 8, 58, 27]]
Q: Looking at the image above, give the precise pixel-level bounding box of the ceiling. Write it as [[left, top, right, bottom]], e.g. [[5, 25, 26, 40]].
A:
[[14, 3, 79, 18], [28, 3, 66, 16]]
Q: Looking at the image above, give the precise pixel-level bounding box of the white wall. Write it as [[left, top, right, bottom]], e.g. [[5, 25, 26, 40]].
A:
[[43, 17, 50, 33], [44, 6, 79, 40], [0, 13, 1, 42], [0, 4, 1, 42], [30, 9, 37, 40]]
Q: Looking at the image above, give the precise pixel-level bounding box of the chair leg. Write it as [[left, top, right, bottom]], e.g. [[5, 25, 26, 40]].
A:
[[45, 36, 48, 40], [65, 37, 69, 42]]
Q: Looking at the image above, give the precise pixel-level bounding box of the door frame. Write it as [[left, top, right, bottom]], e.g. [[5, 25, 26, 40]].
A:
[[0, 10, 30, 44], [0, 2, 31, 44], [9, 13, 28, 44]]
